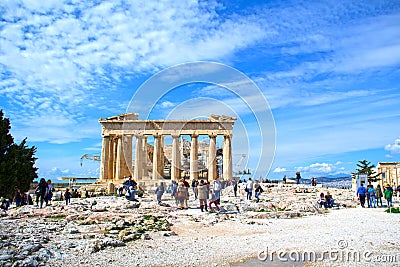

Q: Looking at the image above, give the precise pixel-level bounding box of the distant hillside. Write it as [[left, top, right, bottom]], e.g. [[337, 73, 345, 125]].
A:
[[302, 176, 352, 189]]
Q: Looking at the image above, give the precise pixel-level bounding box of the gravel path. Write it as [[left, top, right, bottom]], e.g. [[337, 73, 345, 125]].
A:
[[52, 207, 400, 267]]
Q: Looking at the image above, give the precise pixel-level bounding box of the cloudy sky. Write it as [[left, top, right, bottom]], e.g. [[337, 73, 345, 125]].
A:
[[1, 0, 400, 181]]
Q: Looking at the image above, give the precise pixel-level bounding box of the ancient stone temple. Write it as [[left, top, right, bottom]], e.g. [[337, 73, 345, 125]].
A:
[[98, 113, 236, 186]]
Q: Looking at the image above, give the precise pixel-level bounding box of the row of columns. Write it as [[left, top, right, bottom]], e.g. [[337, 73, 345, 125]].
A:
[[100, 133, 232, 182]]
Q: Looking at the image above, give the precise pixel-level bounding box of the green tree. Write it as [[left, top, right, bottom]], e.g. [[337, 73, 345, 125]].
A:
[[0, 110, 13, 157], [354, 160, 378, 182], [0, 111, 38, 199]]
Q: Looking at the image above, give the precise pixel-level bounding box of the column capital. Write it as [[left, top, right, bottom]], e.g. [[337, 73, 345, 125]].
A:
[[171, 134, 180, 139], [153, 133, 162, 138], [224, 133, 232, 139], [191, 133, 199, 138], [208, 133, 217, 138]]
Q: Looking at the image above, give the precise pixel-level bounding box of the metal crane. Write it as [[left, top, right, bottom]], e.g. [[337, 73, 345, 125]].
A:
[[233, 154, 251, 175], [80, 153, 101, 166]]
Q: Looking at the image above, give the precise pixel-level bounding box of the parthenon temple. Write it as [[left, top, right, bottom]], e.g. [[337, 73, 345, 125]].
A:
[[98, 113, 236, 186]]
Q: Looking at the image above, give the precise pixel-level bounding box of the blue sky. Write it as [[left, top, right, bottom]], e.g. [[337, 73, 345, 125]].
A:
[[1, 0, 400, 181]]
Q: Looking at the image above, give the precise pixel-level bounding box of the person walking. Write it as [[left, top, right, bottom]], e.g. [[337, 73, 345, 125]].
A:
[[367, 185, 377, 208], [246, 178, 254, 200], [296, 172, 301, 184], [182, 178, 190, 208], [366, 184, 372, 208], [176, 181, 188, 210], [232, 180, 238, 197], [384, 184, 393, 207], [213, 178, 221, 204], [170, 180, 178, 206], [64, 188, 72, 205], [191, 179, 199, 200], [13, 189, 22, 207], [197, 180, 208, 212], [36, 178, 48, 208], [356, 183, 367, 208], [45, 179, 54, 206], [205, 179, 210, 200], [155, 182, 165, 205], [375, 184, 383, 207], [254, 181, 263, 203]]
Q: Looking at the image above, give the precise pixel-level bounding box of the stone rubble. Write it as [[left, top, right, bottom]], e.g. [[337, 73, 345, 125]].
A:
[[0, 185, 361, 266]]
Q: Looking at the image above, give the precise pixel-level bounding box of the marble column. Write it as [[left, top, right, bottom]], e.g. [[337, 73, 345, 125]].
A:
[[123, 134, 133, 178], [190, 134, 199, 181], [142, 136, 148, 178], [223, 134, 232, 181], [171, 134, 181, 181], [108, 136, 116, 180], [133, 134, 143, 181], [100, 136, 110, 181], [159, 136, 165, 177], [115, 136, 124, 181], [152, 134, 162, 180], [208, 134, 217, 181]]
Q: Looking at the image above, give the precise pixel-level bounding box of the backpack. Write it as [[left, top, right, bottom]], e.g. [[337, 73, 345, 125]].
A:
[[384, 190, 393, 199], [368, 189, 375, 197]]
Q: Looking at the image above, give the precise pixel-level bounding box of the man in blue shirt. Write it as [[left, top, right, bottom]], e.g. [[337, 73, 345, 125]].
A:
[[356, 183, 367, 208]]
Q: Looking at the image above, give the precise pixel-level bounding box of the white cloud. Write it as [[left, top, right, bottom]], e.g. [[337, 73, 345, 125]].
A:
[[49, 167, 70, 177], [270, 161, 352, 178], [385, 137, 400, 154], [296, 163, 333, 174], [159, 101, 176, 109], [273, 167, 287, 173], [0, 0, 268, 143]]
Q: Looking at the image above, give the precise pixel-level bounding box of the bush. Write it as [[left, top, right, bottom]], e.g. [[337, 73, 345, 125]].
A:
[[385, 207, 400, 213]]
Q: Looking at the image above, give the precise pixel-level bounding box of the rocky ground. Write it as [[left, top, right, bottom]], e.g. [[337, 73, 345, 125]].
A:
[[1, 184, 398, 267]]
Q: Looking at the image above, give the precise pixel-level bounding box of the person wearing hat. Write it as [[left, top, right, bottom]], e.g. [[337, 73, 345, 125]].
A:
[[384, 184, 393, 207]]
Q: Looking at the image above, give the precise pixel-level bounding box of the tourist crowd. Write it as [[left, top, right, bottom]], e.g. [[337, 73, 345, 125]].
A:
[[149, 177, 268, 211], [357, 182, 395, 208], [3, 175, 399, 213], [0, 178, 90, 211]]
